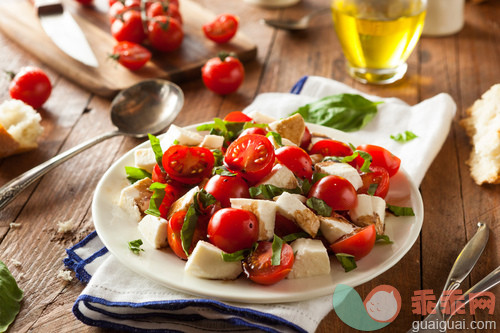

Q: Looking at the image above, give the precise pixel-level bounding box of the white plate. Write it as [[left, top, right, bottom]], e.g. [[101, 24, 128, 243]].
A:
[[92, 123, 424, 304]]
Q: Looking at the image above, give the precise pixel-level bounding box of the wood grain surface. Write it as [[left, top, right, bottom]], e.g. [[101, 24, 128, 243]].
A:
[[0, 0, 499, 332], [0, 0, 257, 97]]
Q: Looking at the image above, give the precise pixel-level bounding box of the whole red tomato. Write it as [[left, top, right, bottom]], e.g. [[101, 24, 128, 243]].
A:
[[146, 1, 183, 25], [147, 16, 184, 52], [204, 174, 250, 208], [355, 144, 401, 177], [202, 14, 239, 44], [275, 146, 313, 180], [201, 53, 244, 95], [111, 41, 151, 71], [308, 175, 358, 211], [111, 9, 147, 44], [9, 66, 52, 109]]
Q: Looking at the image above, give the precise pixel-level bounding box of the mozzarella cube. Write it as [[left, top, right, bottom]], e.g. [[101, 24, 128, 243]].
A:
[[118, 178, 153, 222], [319, 215, 356, 243], [287, 238, 330, 279], [138, 215, 169, 249], [134, 148, 156, 173], [247, 110, 276, 124], [161, 124, 204, 148], [166, 186, 199, 220], [349, 194, 386, 235], [185, 241, 243, 280], [275, 192, 320, 237], [314, 161, 363, 190], [268, 114, 305, 145], [267, 135, 297, 149], [230, 198, 277, 241], [199, 134, 224, 150], [256, 164, 299, 190]]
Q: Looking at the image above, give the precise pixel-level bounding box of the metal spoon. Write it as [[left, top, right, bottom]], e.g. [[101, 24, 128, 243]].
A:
[[0, 79, 184, 210], [261, 7, 331, 31]]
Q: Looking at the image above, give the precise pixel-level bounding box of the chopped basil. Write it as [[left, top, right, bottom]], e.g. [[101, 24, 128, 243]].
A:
[[306, 197, 332, 217], [197, 119, 265, 144], [243, 122, 268, 129], [386, 204, 415, 216], [197, 189, 217, 210], [323, 147, 372, 173], [271, 235, 284, 266], [173, 139, 180, 145], [211, 149, 224, 167], [125, 166, 152, 184], [128, 239, 144, 254], [221, 248, 251, 262], [282, 232, 309, 243], [144, 182, 167, 217], [249, 184, 301, 200], [180, 204, 198, 256], [212, 165, 237, 177], [266, 131, 283, 147], [292, 94, 382, 132], [0, 260, 23, 332], [367, 183, 379, 196], [376, 234, 393, 244], [391, 131, 418, 143], [335, 253, 357, 272], [148, 133, 165, 173]]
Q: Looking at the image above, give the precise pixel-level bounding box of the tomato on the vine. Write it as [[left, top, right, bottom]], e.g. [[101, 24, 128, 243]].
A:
[[111, 41, 151, 71], [162, 145, 215, 185], [275, 146, 313, 180], [201, 53, 244, 95], [357, 166, 390, 199], [355, 144, 401, 177], [202, 14, 239, 44], [204, 174, 250, 208], [330, 224, 376, 260], [242, 241, 294, 285], [147, 16, 184, 52], [207, 208, 259, 253], [224, 134, 275, 183], [8, 66, 52, 109], [308, 175, 358, 211]]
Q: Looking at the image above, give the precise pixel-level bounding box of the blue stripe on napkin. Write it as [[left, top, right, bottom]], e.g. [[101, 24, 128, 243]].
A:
[[290, 76, 308, 95]]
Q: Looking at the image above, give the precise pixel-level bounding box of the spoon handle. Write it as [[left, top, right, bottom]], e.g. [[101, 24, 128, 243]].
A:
[[0, 130, 121, 211]]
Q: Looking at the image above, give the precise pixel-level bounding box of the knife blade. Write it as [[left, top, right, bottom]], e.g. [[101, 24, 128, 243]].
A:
[[35, 0, 98, 67]]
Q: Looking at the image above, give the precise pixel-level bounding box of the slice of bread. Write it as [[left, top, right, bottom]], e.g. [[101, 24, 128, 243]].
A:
[[460, 84, 500, 185], [0, 99, 44, 159]]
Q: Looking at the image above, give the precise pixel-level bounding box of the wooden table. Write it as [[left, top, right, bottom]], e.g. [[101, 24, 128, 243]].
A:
[[1, 0, 499, 332]]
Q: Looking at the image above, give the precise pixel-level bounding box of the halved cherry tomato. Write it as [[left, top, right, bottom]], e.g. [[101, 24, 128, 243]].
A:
[[148, 16, 184, 52], [162, 145, 215, 185], [203, 174, 250, 208], [274, 213, 303, 238], [275, 146, 313, 180], [111, 41, 151, 71], [355, 144, 401, 177], [110, 9, 147, 44], [357, 166, 390, 199], [158, 184, 182, 219], [224, 134, 275, 183], [152, 164, 167, 184], [201, 53, 245, 95], [309, 139, 353, 157], [239, 127, 267, 137], [330, 224, 376, 260], [299, 126, 312, 150], [8, 66, 52, 109], [308, 175, 358, 211], [202, 14, 239, 44], [223, 111, 252, 122], [207, 208, 259, 253], [242, 241, 294, 285], [168, 210, 208, 260]]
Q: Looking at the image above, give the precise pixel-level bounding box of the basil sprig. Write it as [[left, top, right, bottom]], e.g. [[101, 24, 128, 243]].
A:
[[335, 253, 357, 272], [292, 94, 382, 132], [125, 166, 152, 184], [148, 133, 164, 173], [391, 130, 418, 143], [0, 260, 23, 332], [386, 204, 415, 216]]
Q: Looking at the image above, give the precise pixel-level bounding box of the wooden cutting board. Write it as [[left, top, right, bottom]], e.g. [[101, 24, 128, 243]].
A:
[[0, 0, 257, 98]]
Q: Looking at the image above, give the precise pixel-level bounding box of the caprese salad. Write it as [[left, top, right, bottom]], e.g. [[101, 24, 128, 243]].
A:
[[119, 111, 413, 285]]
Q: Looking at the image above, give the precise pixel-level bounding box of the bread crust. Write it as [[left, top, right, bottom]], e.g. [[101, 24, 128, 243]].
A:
[[0, 124, 21, 159]]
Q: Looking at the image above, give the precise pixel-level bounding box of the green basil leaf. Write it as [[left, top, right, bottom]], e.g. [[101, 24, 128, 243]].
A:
[[367, 183, 379, 196], [221, 248, 252, 262], [391, 130, 418, 143], [271, 235, 284, 266], [213, 166, 237, 177], [292, 94, 382, 132], [300, 179, 312, 196], [173, 139, 180, 145], [266, 131, 283, 147], [312, 172, 329, 183], [282, 232, 309, 243], [249, 184, 301, 200], [335, 253, 357, 272], [0, 260, 23, 332], [148, 133, 165, 173], [197, 189, 217, 210], [144, 183, 166, 217], [181, 204, 198, 257], [306, 197, 332, 217], [125, 166, 152, 184], [211, 149, 224, 167], [386, 204, 415, 216], [243, 122, 268, 129], [128, 239, 144, 254], [376, 234, 394, 244]]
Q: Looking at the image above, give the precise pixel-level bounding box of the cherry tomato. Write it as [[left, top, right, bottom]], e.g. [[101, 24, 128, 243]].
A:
[[224, 134, 275, 183], [275, 146, 313, 180], [357, 166, 390, 199], [168, 210, 208, 260], [8, 66, 52, 109], [330, 224, 376, 260], [204, 174, 250, 208], [162, 145, 215, 185], [201, 53, 244, 95], [202, 14, 239, 44], [308, 175, 358, 211], [242, 241, 294, 285], [309, 139, 353, 157], [158, 184, 182, 219], [146, 1, 182, 25], [207, 208, 259, 253], [239, 127, 267, 137], [148, 16, 184, 52], [299, 126, 311, 150], [111, 41, 151, 71], [356, 144, 401, 177], [274, 213, 303, 238], [223, 111, 252, 122], [111, 9, 147, 44]]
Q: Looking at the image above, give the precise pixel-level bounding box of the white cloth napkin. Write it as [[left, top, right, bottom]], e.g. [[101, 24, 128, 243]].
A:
[[65, 76, 456, 333]]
